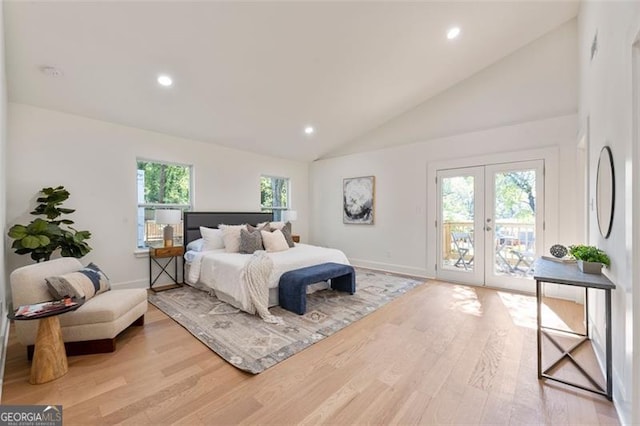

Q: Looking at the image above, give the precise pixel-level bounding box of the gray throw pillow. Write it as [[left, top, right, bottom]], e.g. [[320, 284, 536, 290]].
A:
[[239, 228, 264, 254], [46, 276, 83, 299], [281, 222, 295, 248]]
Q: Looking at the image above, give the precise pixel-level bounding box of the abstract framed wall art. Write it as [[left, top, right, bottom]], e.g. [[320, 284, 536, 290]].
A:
[[343, 176, 375, 224]]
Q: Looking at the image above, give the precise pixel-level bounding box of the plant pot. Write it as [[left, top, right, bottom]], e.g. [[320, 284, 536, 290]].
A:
[[577, 259, 603, 275]]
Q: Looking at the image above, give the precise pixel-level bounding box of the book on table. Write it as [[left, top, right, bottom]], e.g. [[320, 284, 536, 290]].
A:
[[14, 297, 78, 318]]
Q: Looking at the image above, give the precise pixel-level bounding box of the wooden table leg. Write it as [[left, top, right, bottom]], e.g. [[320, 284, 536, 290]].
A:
[[30, 316, 68, 384]]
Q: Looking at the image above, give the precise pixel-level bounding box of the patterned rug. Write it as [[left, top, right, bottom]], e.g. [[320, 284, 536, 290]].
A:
[[148, 268, 425, 374]]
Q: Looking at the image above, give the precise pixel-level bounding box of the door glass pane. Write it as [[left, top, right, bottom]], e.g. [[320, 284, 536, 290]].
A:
[[493, 169, 536, 277], [441, 176, 475, 271]]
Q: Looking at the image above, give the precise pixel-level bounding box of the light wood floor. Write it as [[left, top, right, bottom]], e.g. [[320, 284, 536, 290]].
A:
[[2, 279, 619, 425]]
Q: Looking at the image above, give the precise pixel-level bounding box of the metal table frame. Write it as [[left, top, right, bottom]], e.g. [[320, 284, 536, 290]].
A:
[[533, 258, 615, 400], [149, 252, 182, 292]]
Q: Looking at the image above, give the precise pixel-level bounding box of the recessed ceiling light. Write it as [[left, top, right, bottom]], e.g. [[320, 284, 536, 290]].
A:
[[447, 27, 461, 40], [157, 75, 173, 87], [304, 126, 315, 135]]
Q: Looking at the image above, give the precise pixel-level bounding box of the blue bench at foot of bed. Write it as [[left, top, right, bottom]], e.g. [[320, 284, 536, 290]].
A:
[[278, 262, 356, 315]]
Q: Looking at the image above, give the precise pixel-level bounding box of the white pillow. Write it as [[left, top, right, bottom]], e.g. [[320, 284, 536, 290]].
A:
[[186, 238, 204, 252], [219, 224, 247, 253], [261, 229, 289, 252], [269, 221, 286, 230], [199, 227, 224, 251]]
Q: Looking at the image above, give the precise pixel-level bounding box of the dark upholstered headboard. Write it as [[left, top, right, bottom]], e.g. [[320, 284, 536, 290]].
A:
[[183, 212, 273, 247]]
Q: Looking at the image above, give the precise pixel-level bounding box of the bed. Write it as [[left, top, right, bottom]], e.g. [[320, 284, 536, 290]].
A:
[[182, 212, 351, 313]]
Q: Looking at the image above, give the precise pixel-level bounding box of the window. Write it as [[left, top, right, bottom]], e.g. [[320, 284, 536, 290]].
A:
[[137, 160, 192, 248], [260, 175, 289, 221]]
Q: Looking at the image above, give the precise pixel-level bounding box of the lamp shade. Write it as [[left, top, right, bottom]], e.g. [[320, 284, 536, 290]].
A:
[[282, 210, 298, 222], [155, 209, 182, 225]]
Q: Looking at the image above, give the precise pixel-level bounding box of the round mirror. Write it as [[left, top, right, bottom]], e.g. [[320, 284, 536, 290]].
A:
[[596, 146, 615, 238]]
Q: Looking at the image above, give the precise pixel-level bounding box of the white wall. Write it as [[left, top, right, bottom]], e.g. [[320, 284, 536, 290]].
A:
[[326, 18, 578, 158], [6, 103, 309, 291], [310, 114, 579, 279], [578, 2, 640, 423]]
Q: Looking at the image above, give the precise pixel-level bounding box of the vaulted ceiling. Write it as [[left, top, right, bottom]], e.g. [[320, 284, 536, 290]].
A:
[[5, 1, 578, 161]]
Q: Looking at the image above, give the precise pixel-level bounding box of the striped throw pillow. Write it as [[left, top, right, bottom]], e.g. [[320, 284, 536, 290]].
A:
[[46, 263, 111, 301]]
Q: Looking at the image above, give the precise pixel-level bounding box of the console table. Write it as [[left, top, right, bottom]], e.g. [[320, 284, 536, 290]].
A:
[[533, 258, 615, 400]]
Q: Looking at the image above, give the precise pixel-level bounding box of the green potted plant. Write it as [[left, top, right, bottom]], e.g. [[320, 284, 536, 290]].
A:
[[8, 186, 92, 262], [568, 244, 610, 274]]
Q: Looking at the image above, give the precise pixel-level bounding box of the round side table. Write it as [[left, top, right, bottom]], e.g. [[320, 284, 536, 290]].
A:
[[9, 300, 82, 384]]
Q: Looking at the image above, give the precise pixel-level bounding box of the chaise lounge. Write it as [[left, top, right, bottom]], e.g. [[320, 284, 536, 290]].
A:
[[10, 257, 148, 359]]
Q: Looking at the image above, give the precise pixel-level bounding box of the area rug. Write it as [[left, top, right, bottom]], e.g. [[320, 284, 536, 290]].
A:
[[148, 268, 425, 374]]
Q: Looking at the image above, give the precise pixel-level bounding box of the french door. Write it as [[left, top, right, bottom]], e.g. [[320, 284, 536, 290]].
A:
[[436, 160, 544, 292]]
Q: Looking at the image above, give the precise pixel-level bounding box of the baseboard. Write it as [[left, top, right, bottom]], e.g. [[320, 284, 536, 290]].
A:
[[114, 277, 184, 290], [569, 307, 625, 424], [0, 314, 10, 402], [111, 279, 150, 290], [612, 369, 628, 425], [348, 258, 431, 279], [585, 305, 627, 424]]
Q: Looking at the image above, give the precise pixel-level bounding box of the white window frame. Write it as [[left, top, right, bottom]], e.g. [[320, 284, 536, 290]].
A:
[[137, 158, 193, 248]]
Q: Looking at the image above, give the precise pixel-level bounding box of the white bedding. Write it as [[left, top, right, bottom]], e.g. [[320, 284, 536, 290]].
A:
[[185, 243, 350, 312]]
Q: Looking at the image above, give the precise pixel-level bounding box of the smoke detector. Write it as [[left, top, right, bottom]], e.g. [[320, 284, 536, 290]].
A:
[[40, 66, 63, 78]]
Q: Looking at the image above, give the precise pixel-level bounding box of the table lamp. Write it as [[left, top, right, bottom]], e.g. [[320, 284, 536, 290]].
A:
[[155, 209, 182, 247], [282, 210, 298, 224]]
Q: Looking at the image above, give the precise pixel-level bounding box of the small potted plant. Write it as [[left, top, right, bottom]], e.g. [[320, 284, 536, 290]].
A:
[[568, 244, 610, 274]]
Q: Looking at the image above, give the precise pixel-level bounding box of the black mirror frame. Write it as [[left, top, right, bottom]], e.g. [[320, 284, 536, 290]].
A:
[[596, 145, 615, 239]]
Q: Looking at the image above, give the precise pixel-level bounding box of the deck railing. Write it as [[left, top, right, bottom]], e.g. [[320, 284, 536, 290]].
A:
[[442, 221, 535, 261], [145, 221, 184, 245]]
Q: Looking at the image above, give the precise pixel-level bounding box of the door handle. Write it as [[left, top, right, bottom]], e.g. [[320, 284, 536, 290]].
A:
[[485, 226, 492, 231]]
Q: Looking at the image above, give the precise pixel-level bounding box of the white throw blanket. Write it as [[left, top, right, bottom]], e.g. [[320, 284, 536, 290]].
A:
[[243, 251, 282, 324]]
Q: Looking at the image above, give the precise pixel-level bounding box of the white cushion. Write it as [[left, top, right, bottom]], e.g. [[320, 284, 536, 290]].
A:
[[60, 289, 147, 325], [219, 224, 246, 253], [261, 229, 289, 252], [199, 227, 224, 251], [269, 221, 286, 230]]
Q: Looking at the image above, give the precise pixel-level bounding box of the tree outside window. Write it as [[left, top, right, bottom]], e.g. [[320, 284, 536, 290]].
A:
[[261, 176, 289, 221], [137, 160, 192, 248], [442, 171, 535, 223]]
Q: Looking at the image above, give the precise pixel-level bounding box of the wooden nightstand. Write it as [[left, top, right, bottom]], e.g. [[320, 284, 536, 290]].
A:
[[292, 235, 300, 243], [149, 246, 184, 292]]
